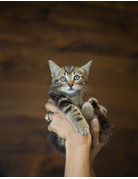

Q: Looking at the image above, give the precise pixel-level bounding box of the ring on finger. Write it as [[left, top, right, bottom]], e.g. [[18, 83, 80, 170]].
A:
[[45, 114, 50, 122]]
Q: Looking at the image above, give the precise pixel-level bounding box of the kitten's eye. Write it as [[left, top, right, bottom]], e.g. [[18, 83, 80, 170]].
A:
[[74, 75, 80, 81], [60, 76, 67, 82]]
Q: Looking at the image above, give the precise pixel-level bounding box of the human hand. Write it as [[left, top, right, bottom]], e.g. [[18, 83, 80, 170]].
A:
[[45, 99, 91, 148], [45, 100, 107, 177], [45, 100, 106, 153], [45, 99, 79, 139]]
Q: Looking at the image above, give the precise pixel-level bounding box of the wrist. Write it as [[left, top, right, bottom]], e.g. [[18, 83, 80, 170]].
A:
[[65, 132, 92, 177], [65, 132, 91, 152]]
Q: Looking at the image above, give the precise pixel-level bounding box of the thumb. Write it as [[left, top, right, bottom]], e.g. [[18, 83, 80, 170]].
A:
[[91, 118, 100, 146]]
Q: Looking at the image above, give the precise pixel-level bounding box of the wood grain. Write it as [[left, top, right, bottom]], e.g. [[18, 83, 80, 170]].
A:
[[0, 2, 138, 177]]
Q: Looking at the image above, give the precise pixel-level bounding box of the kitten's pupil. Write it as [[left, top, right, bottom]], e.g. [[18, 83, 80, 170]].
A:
[[74, 75, 80, 81], [60, 76, 67, 82]]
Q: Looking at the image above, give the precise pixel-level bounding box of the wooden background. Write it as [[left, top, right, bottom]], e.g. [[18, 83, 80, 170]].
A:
[[0, 2, 138, 177]]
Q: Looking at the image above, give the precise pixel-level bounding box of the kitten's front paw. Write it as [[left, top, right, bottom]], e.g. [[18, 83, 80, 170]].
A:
[[74, 120, 89, 135], [82, 102, 94, 117], [89, 98, 107, 114], [88, 98, 99, 108]]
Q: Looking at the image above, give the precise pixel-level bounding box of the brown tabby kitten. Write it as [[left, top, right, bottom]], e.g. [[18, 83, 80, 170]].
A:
[[47, 60, 112, 154]]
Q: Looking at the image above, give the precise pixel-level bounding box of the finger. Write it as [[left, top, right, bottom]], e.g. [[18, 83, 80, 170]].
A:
[[45, 102, 59, 113], [48, 124, 57, 133], [48, 125, 53, 131], [48, 98, 54, 103], [48, 120, 60, 133], [48, 113, 54, 121], [91, 118, 100, 146]]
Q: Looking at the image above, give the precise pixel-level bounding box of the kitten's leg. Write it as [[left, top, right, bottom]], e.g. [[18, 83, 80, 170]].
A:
[[49, 93, 89, 135], [64, 104, 89, 135], [83, 97, 112, 143], [88, 98, 107, 114], [81, 101, 95, 121], [81, 98, 99, 123]]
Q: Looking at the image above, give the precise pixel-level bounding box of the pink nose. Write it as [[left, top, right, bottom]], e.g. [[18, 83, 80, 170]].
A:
[[68, 83, 73, 88]]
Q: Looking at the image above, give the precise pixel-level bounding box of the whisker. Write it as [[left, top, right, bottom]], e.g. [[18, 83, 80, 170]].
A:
[[82, 88, 90, 98], [84, 85, 95, 94], [84, 86, 91, 93]]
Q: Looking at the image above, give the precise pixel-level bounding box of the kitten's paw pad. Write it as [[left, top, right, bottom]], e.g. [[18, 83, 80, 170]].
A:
[[82, 102, 94, 116], [82, 102, 93, 109], [88, 98, 98, 108], [74, 121, 89, 135], [99, 105, 108, 114]]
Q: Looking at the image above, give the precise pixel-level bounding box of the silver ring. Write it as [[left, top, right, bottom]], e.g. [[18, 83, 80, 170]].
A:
[[45, 114, 50, 122]]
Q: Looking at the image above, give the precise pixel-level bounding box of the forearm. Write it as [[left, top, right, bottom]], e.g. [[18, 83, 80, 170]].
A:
[[64, 134, 94, 177]]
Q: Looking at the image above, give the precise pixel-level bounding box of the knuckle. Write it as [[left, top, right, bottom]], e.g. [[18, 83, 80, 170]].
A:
[[50, 121, 55, 128], [49, 113, 53, 119], [55, 114, 61, 122], [48, 125, 51, 131], [50, 123, 53, 128], [45, 103, 49, 109], [54, 113, 59, 118], [45, 103, 47, 109]]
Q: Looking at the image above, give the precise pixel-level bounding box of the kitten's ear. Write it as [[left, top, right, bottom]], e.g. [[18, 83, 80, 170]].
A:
[[48, 60, 61, 77], [81, 60, 92, 75]]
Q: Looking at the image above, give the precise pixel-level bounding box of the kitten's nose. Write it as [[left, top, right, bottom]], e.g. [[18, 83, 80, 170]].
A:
[[68, 83, 73, 88]]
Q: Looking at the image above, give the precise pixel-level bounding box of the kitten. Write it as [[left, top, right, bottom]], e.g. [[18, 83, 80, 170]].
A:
[[47, 60, 112, 154]]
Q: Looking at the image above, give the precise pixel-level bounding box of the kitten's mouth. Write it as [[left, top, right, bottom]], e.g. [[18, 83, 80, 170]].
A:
[[68, 88, 75, 91]]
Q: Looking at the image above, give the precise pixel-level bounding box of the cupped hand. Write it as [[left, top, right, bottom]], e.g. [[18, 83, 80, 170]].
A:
[[45, 99, 91, 147], [45, 99, 106, 153], [45, 99, 77, 139]]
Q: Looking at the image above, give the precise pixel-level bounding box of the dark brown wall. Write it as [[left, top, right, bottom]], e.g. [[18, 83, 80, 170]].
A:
[[0, 2, 138, 177]]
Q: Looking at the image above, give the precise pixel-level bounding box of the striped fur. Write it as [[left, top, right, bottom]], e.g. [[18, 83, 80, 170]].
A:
[[47, 60, 112, 155]]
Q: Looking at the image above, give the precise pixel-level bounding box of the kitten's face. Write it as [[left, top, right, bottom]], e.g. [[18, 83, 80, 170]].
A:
[[49, 60, 92, 95], [52, 67, 86, 94]]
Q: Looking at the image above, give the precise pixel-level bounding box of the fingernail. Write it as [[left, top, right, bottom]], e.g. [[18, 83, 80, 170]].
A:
[[92, 118, 98, 126]]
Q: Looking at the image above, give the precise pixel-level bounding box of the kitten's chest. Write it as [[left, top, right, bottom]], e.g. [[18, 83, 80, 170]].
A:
[[70, 97, 83, 108]]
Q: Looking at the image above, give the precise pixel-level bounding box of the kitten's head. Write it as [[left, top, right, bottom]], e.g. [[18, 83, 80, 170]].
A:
[[48, 60, 92, 95]]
